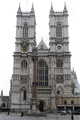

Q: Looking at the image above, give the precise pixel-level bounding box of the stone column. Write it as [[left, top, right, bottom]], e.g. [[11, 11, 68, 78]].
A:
[[31, 46, 38, 99], [32, 62, 37, 98], [30, 46, 39, 111], [28, 47, 47, 116], [51, 75, 56, 112]]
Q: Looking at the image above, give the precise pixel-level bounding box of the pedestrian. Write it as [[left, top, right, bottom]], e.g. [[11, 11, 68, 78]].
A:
[[21, 112, 23, 117], [7, 110, 9, 115], [71, 113, 74, 120]]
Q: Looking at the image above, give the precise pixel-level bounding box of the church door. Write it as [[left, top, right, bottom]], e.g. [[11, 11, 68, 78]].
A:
[[39, 101, 44, 112]]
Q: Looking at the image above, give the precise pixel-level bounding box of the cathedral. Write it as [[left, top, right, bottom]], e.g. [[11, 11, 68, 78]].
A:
[[10, 3, 80, 112]]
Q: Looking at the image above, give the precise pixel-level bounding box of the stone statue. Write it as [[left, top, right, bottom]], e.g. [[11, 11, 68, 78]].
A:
[[32, 47, 37, 56]]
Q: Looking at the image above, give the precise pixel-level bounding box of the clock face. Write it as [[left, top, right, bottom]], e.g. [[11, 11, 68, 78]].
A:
[[21, 41, 29, 52], [56, 44, 63, 51], [21, 45, 28, 52]]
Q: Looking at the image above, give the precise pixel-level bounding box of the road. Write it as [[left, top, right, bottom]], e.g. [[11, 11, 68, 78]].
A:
[[0, 113, 80, 120]]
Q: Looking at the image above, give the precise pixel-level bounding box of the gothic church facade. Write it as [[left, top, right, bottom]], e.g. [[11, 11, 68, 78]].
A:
[[10, 3, 80, 112]]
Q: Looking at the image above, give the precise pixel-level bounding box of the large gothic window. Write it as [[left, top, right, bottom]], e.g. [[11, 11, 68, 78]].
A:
[[56, 23, 62, 37], [23, 23, 28, 37], [37, 60, 48, 86], [21, 60, 27, 68], [57, 59, 63, 67]]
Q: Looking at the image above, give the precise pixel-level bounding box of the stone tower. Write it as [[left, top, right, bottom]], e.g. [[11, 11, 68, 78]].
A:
[[11, 4, 36, 109], [49, 3, 72, 110]]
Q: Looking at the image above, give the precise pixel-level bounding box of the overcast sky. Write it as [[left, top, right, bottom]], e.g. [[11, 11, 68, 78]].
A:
[[0, 0, 80, 95]]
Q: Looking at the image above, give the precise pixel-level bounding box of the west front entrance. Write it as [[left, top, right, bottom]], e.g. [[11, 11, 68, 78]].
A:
[[39, 101, 44, 112]]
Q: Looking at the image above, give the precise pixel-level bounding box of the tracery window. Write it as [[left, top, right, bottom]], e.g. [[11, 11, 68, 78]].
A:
[[21, 60, 27, 68], [56, 23, 62, 37], [37, 60, 48, 86], [57, 59, 63, 67], [23, 23, 28, 37]]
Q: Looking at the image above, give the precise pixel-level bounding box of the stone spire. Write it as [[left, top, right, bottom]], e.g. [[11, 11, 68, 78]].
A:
[[74, 71, 77, 79], [17, 3, 22, 13], [72, 68, 74, 75], [50, 2, 54, 13], [1, 90, 3, 97], [41, 37, 43, 41], [31, 3, 34, 13], [63, 2, 68, 12]]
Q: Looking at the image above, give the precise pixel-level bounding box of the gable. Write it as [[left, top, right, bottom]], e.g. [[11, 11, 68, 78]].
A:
[[37, 39, 48, 50]]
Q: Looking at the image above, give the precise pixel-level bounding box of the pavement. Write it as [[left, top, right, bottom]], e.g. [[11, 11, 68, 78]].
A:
[[0, 113, 80, 120]]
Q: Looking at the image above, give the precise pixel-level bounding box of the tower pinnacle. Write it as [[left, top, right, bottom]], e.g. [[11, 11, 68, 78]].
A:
[[17, 3, 22, 13], [50, 2, 54, 13], [63, 2, 68, 12], [31, 3, 34, 13]]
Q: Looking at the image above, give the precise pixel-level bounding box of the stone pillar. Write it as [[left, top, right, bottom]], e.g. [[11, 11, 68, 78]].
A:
[[64, 105, 66, 111], [51, 75, 56, 112], [31, 46, 38, 99], [28, 47, 47, 116], [73, 105, 74, 111], [30, 46, 39, 112], [32, 62, 37, 98], [51, 96, 56, 112]]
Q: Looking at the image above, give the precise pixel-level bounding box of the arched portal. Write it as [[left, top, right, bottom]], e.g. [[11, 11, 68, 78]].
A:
[[39, 100, 45, 112]]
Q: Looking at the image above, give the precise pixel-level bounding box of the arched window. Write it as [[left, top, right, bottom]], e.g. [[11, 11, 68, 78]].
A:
[[21, 60, 27, 68], [57, 59, 63, 67], [56, 86, 63, 95], [71, 100, 74, 105], [37, 60, 48, 86], [23, 23, 28, 37], [57, 90, 60, 94], [56, 23, 62, 37], [2, 103, 6, 107], [21, 86, 26, 100], [23, 90, 26, 100], [64, 100, 67, 105]]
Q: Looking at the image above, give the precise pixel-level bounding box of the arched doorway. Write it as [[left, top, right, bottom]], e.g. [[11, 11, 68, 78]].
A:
[[39, 101, 44, 112], [2, 103, 6, 107]]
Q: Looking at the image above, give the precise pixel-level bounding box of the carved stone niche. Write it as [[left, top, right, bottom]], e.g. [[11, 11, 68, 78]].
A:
[[56, 75, 63, 83], [20, 75, 27, 84]]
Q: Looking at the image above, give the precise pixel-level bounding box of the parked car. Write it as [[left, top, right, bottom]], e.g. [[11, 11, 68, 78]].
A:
[[57, 110, 61, 113], [66, 110, 71, 114], [61, 111, 66, 115], [72, 111, 80, 115]]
